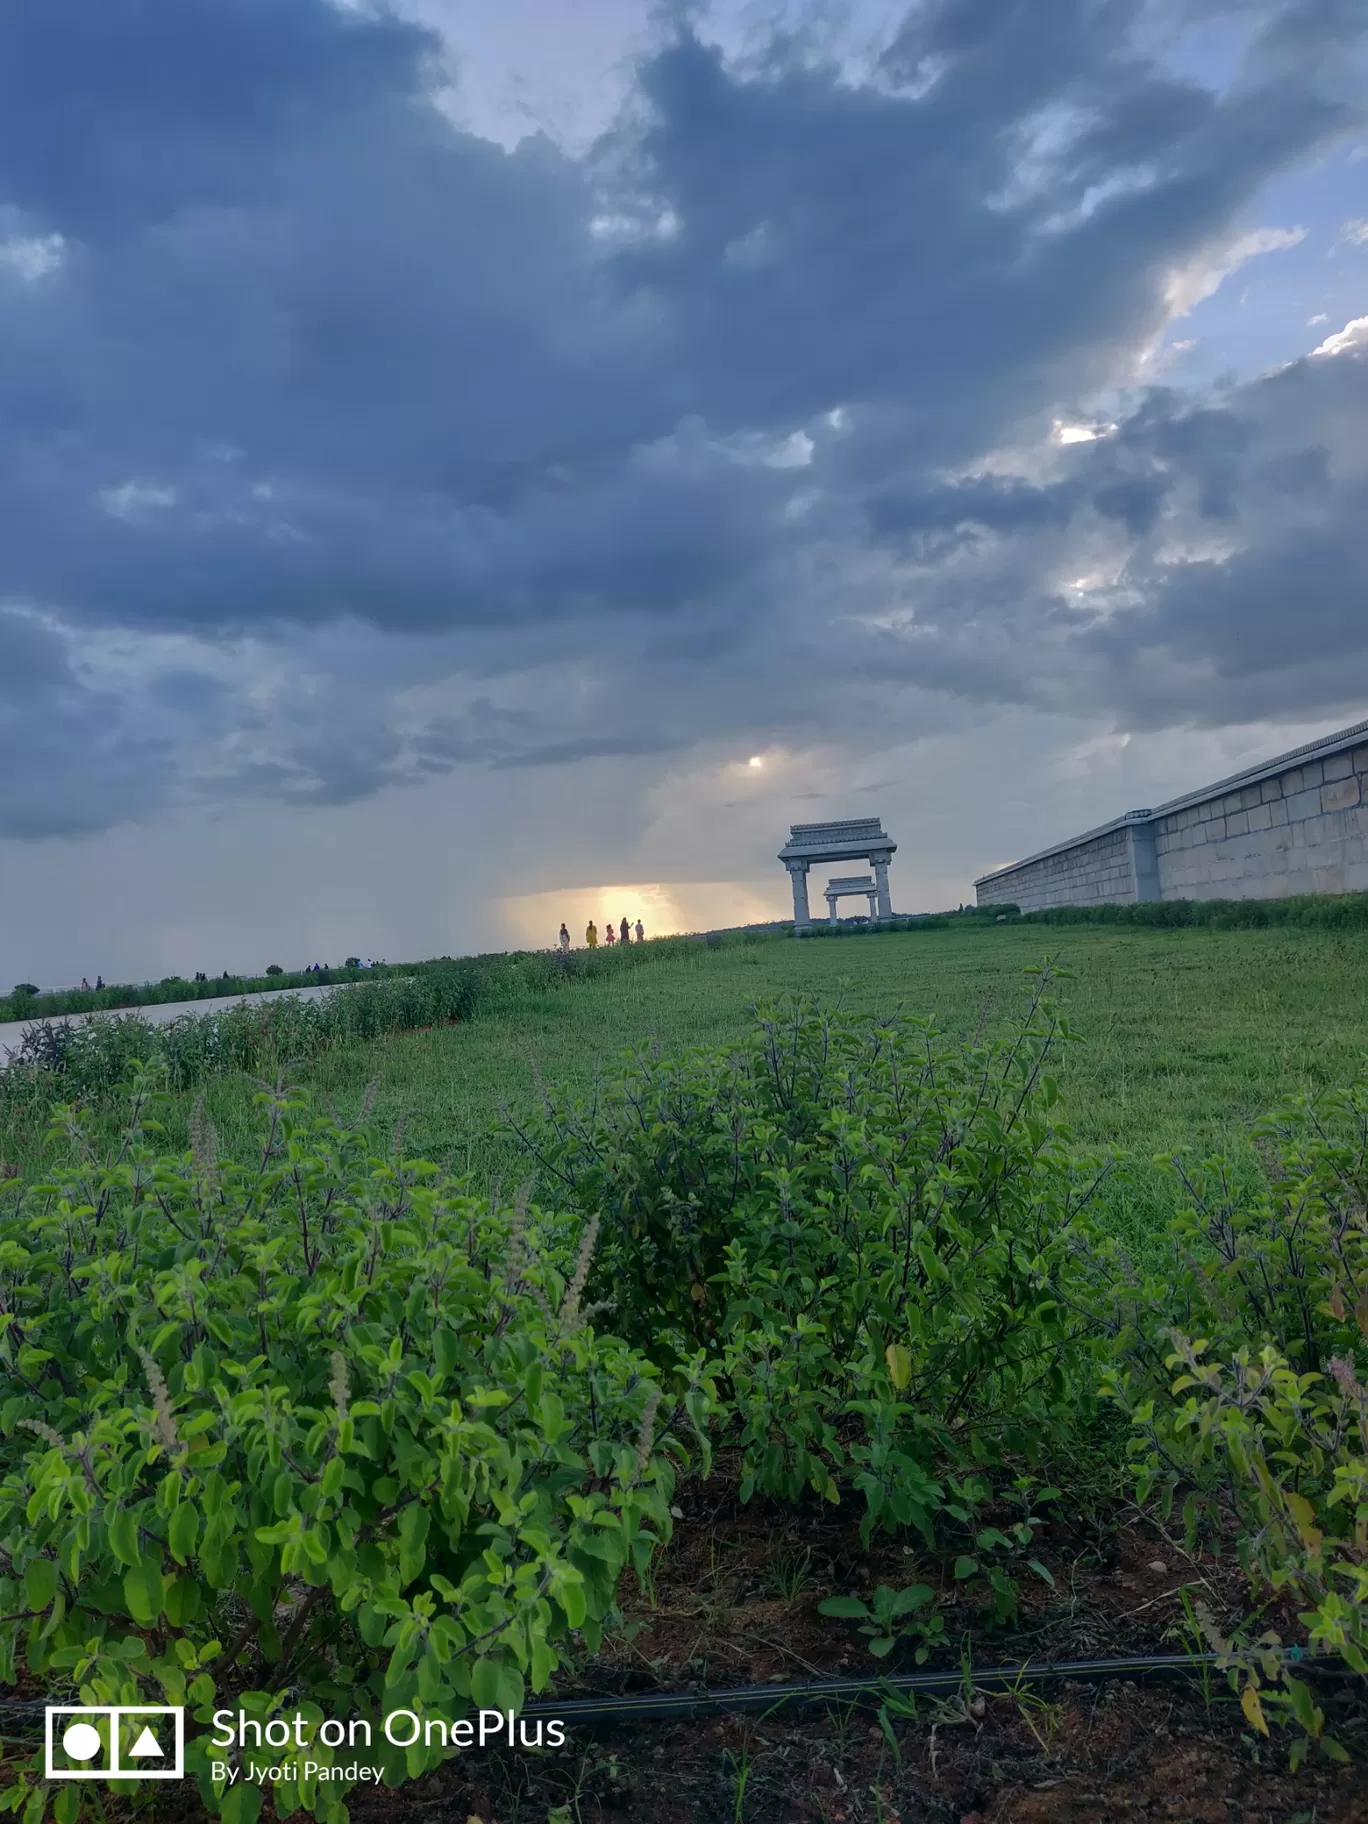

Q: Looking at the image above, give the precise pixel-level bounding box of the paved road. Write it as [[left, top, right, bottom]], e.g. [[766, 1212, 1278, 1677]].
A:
[[0, 981, 344, 1065]]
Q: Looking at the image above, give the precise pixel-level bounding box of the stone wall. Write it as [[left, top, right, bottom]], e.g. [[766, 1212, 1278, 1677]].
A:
[[974, 718, 1368, 911], [975, 820, 1139, 912], [1153, 744, 1368, 899]]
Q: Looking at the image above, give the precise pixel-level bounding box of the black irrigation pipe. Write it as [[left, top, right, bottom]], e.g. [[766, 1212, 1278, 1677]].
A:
[[0, 1649, 1352, 1739], [516, 1649, 1352, 1726]]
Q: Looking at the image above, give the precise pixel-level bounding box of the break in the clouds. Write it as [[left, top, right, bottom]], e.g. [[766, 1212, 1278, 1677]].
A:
[[0, 0, 1366, 948]]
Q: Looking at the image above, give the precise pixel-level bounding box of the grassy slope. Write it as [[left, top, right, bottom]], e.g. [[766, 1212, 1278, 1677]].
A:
[[41, 921, 1355, 1259]]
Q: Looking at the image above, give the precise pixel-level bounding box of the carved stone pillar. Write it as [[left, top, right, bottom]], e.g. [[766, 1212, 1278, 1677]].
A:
[[872, 855, 892, 919], [786, 860, 812, 931]]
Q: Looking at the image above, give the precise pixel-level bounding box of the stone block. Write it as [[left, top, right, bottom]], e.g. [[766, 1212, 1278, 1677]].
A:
[[1324, 751, 1353, 781], [1322, 776, 1361, 813], [1270, 800, 1289, 826], [1225, 809, 1249, 836], [1246, 803, 1272, 832], [1285, 787, 1322, 823], [1303, 760, 1325, 789], [1261, 777, 1283, 802], [1283, 769, 1303, 795], [1240, 786, 1261, 810], [1354, 745, 1368, 775], [1347, 860, 1368, 892], [1204, 816, 1226, 841], [1314, 865, 1347, 894]]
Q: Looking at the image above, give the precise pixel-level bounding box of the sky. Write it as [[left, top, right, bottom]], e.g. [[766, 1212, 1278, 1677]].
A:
[[1, 0, 1366, 985]]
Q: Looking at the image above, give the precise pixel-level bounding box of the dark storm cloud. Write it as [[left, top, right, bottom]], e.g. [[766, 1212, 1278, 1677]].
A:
[[0, 0, 1364, 835], [0, 611, 171, 837], [859, 344, 1368, 727]]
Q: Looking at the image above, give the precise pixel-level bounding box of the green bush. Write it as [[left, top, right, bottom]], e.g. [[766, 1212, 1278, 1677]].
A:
[[516, 977, 1103, 1572], [1096, 1083, 1368, 1736], [1016, 890, 1368, 931], [264, 964, 284, 976], [0, 967, 487, 1116], [0, 1069, 704, 1820]]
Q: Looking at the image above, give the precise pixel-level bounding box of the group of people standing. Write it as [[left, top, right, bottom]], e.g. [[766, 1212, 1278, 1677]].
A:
[[562, 917, 644, 951]]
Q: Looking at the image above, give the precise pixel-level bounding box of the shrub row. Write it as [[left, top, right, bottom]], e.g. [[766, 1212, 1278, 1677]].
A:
[[0, 940, 708, 1122], [0, 965, 387, 1028], [1009, 890, 1368, 931]]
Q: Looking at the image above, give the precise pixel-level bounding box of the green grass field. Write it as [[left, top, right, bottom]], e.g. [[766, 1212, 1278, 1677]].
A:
[[35, 921, 1364, 1260]]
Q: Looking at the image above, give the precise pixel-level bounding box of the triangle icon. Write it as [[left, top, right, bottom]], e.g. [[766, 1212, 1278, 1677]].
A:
[[129, 1726, 163, 1758]]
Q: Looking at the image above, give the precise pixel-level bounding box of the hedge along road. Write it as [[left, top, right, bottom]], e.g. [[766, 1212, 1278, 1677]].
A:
[[0, 981, 351, 1068]]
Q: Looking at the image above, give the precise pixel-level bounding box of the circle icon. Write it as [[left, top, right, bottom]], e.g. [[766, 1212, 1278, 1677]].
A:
[[61, 1721, 103, 1762]]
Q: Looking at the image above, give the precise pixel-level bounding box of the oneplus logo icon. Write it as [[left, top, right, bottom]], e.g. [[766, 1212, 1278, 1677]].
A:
[[45, 1706, 185, 1780]]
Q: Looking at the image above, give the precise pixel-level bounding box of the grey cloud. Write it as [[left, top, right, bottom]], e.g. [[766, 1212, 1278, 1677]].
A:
[[0, 611, 172, 838], [853, 346, 1368, 729], [0, 0, 1364, 837]]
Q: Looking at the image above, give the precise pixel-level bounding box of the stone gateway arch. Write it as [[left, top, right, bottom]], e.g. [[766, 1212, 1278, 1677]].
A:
[[778, 818, 896, 933]]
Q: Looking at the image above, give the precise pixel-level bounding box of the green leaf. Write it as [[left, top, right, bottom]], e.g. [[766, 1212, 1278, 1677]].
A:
[[885, 1584, 934, 1616], [23, 1557, 58, 1613], [952, 1556, 979, 1581], [556, 1578, 587, 1629], [817, 1595, 869, 1619], [220, 1784, 264, 1824], [470, 1656, 507, 1708], [107, 1508, 141, 1569], [124, 1559, 166, 1627], [168, 1501, 200, 1566]]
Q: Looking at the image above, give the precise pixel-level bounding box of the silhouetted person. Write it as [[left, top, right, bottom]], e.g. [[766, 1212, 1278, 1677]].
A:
[[635, 920, 644, 943], [585, 920, 598, 948], [619, 917, 630, 945], [558, 923, 570, 952], [605, 922, 616, 945], [95, 975, 103, 990], [80, 978, 91, 991]]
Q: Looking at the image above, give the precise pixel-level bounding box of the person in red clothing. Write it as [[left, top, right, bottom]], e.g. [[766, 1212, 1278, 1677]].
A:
[[605, 921, 616, 945]]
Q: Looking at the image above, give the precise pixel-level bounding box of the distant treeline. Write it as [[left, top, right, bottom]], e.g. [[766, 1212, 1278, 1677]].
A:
[[0, 961, 379, 1026]]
